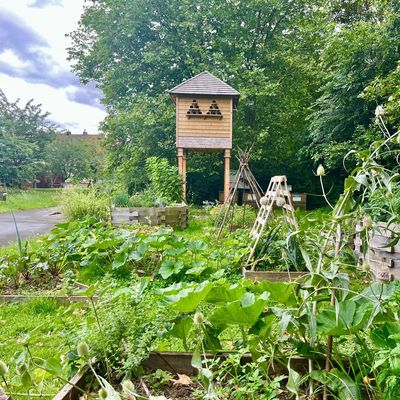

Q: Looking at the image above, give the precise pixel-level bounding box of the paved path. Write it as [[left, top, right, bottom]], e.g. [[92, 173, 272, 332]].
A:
[[0, 207, 64, 246]]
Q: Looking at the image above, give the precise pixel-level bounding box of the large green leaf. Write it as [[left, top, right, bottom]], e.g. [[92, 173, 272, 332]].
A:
[[158, 259, 184, 279], [43, 357, 63, 376], [311, 369, 361, 400], [169, 315, 193, 341], [209, 292, 269, 326], [205, 283, 246, 304], [254, 281, 297, 306], [162, 281, 212, 312], [353, 282, 396, 326], [317, 300, 371, 336]]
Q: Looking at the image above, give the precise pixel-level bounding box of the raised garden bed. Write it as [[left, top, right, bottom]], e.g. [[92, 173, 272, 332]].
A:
[[55, 351, 313, 400], [355, 221, 400, 280], [243, 269, 307, 282], [112, 205, 188, 228]]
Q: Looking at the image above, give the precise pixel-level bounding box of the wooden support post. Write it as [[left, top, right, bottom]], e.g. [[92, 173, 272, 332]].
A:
[[182, 149, 187, 201], [178, 148, 186, 201], [224, 149, 231, 201]]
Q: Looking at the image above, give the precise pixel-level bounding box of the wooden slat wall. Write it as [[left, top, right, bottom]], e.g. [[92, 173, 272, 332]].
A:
[[355, 221, 400, 280], [112, 206, 188, 229], [177, 97, 232, 138]]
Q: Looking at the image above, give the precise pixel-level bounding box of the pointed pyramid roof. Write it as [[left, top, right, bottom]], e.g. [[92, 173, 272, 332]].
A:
[[169, 71, 240, 106]]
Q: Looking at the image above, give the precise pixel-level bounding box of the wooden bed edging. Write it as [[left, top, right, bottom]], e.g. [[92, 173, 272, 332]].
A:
[[53, 365, 90, 400], [142, 351, 311, 375], [243, 270, 308, 282]]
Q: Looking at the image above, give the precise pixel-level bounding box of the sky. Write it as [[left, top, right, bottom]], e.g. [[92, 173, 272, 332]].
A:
[[0, 0, 106, 134]]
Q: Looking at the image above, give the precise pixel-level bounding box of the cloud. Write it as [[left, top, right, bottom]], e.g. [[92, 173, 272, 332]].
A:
[[0, 10, 48, 53], [29, 0, 63, 8], [66, 82, 105, 110], [0, 9, 103, 108], [0, 10, 79, 88], [0, 3, 106, 133]]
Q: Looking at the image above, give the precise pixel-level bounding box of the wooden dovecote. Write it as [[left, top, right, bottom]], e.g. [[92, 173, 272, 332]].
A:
[[169, 71, 240, 200]]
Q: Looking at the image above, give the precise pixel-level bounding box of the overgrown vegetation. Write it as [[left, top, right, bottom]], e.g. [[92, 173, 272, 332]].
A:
[[0, 298, 81, 399], [113, 157, 183, 207], [1, 111, 398, 399]]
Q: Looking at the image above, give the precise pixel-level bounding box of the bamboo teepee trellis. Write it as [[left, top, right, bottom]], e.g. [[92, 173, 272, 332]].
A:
[[216, 149, 263, 239]]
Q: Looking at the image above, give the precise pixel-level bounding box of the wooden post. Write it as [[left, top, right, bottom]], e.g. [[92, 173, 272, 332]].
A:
[[224, 149, 231, 201], [178, 148, 186, 201], [182, 149, 187, 201]]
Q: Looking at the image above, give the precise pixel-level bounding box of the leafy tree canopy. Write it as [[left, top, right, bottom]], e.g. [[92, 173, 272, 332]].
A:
[[0, 90, 58, 186]]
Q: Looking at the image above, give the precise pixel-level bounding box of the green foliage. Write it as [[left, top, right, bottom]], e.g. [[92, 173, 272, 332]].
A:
[[112, 157, 182, 207], [145, 157, 183, 204], [127, 190, 158, 207], [0, 135, 37, 186], [44, 135, 104, 184], [79, 281, 174, 375], [112, 193, 130, 207], [209, 204, 256, 229], [62, 187, 110, 221], [195, 350, 286, 399], [305, 0, 400, 180], [363, 61, 400, 129], [364, 182, 400, 223], [0, 90, 57, 187], [0, 299, 79, 397]]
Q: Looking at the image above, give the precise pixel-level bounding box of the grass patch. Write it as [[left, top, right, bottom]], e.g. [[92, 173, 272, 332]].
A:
[[0, 236, 45, 258], [0, 189, 62, 213], [0, 298, 82, 399]]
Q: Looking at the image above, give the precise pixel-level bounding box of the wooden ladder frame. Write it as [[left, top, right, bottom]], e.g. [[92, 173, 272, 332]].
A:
[[246, 175, 298, 269]]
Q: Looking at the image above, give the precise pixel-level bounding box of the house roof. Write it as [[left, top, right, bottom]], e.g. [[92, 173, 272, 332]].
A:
[[169, 71, 240, 106]]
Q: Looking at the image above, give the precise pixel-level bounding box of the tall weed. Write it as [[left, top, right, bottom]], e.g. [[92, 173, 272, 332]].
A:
[[62, 186, 110, 221]]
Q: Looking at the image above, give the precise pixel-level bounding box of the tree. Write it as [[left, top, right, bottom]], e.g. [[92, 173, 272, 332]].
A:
[[69, 0, 400, 204], [0, 90, 57, 186], [305, 0, 400, 173], [0, 135, 37, 186], [68, 0, 326, 201], [44, 135, 104, 186], [0, 90, 56, 150]]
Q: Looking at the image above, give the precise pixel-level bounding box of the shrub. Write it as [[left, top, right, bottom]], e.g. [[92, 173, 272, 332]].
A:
[[365, 182, 400, 223], [113, 193, 130, 207], [128, 190, 157, 207], [145, 157, 183, 204], [62, 187, 110, 221]]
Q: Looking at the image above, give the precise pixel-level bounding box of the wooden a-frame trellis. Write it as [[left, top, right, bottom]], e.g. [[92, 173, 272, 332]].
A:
[[216, 149, 263, 239], [246, 175, 299, 269]]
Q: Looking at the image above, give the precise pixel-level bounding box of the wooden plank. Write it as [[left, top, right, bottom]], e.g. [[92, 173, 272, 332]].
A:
[[142, 352, 312, 376], [178, 131, 231, 138], [53, 365, 90, 400], [243, 270, 307, 282]]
